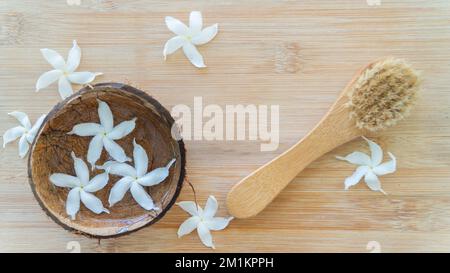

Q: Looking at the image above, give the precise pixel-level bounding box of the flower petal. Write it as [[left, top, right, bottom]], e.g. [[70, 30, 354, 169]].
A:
[[373, 152, 397, 176], [136, 169, 166, 186], [191, 24, 218, 46], [165, 16, 189, 36], [69, 152, 89, 185], [2, 126, 25, 148], [336, 152, 371, 166], [344, 165, 369, 190], [98, 161, 136, 177], [97, 100, 114, 132], [80, 190, 109, 214], [189, 11, 203, 34], [197, 222, 215, 249], [87, 134, 104, 168], [136, 158, 175, 186], [364, 170, 386, 194], [28, 114, 46, 138], [18, 134, 29, 158], [103, 137, 131, 163], [163, 36, 187, 59], [68, 123, 103, 136], [36, 70, 63, 92], [25, 133, 35, 144], [133, 139, 148, 177], [67, 72, 102, 85], [177, 201, 200, 216], [8, 111, 31, 129], [49, 173, 80, 188], [177, 216, 200, 238], [107, 118, 136, 140], [58, 76, 73, 99], [205, 217, 233, 231], [108, 176, 133, 206], [83, 172, 109, 193], [40, 48, 65, 70], [65, 40, 81, 73], [197, 205, 203, 216], [66, 188, 81, 220], [166, 158, 176, 168], [203, 195, 218, 219], [182, 43, 206, 68], [130, 182, 157, 210], [363, 137, 383, 166]]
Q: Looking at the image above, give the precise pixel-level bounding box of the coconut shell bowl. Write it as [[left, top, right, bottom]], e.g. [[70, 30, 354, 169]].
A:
[[27, 83, 186, 238]]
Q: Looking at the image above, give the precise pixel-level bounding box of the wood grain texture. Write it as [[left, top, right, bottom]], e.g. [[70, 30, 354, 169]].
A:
[[227, 68, 361, 218], [1, 0, 450, 252], [227, 58, 420, 218]]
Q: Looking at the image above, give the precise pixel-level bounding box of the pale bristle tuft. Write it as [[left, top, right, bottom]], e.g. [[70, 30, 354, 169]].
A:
[[346, 58, 421, 132]]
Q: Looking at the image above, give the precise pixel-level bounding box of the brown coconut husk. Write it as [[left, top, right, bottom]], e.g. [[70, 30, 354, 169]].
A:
[[27, 83, 186, 238]]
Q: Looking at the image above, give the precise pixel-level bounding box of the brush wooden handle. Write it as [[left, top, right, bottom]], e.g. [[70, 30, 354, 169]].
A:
[[227, 92, 361, 218]]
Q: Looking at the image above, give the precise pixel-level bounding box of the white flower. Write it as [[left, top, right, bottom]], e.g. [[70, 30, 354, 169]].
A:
[[49, 152, 109, 220], [36, 40, 102, 99], [3, 111, 46, 158], [177, 196, 233, 249], [97, 139, 176, 211], [68, 99, 136, 169], [336, 137, 396, 194], [164, 11, 218, 68]]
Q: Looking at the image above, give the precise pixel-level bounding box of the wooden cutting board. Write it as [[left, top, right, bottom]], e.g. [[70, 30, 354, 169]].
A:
[[1, 0, 449, 252]]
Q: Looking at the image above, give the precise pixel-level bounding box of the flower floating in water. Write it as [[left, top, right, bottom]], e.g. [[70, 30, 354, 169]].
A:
[[97, 139, 176, 210], [68, 99, 136, 169], [177, 195, 233, 249], [164, 11, 218, 68], [336, 137, 396, 194], [36, 40, 102, 99], [50, 152, 109, 220], [2, 111, 46, 158]]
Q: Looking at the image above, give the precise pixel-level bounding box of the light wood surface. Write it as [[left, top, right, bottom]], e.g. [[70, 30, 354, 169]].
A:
[[227, 58, 419, 218], [1, 0, 450, 252], [227, 59, 381, 218]]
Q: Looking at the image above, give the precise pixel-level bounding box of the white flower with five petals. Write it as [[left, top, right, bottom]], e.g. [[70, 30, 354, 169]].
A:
[[3, 111, 46, 158], [177, 196, 233, 249], [164, 11, 218, 68], [68, 99, 136, 169], [49, 152, 109, 220], [97, 139, 176, 211], [336, 137, 397, 194], [36, 40, 102, 99]]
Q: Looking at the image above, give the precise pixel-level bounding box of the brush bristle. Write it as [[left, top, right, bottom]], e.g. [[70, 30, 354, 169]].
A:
[[346, 58, 421, 132]]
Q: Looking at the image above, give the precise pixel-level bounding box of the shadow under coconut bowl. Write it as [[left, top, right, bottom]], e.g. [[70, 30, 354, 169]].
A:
[[27, 83, 186, 238]]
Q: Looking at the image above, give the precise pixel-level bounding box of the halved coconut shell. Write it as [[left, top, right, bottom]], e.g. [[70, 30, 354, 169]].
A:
[[28, 83, 185, 238]]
